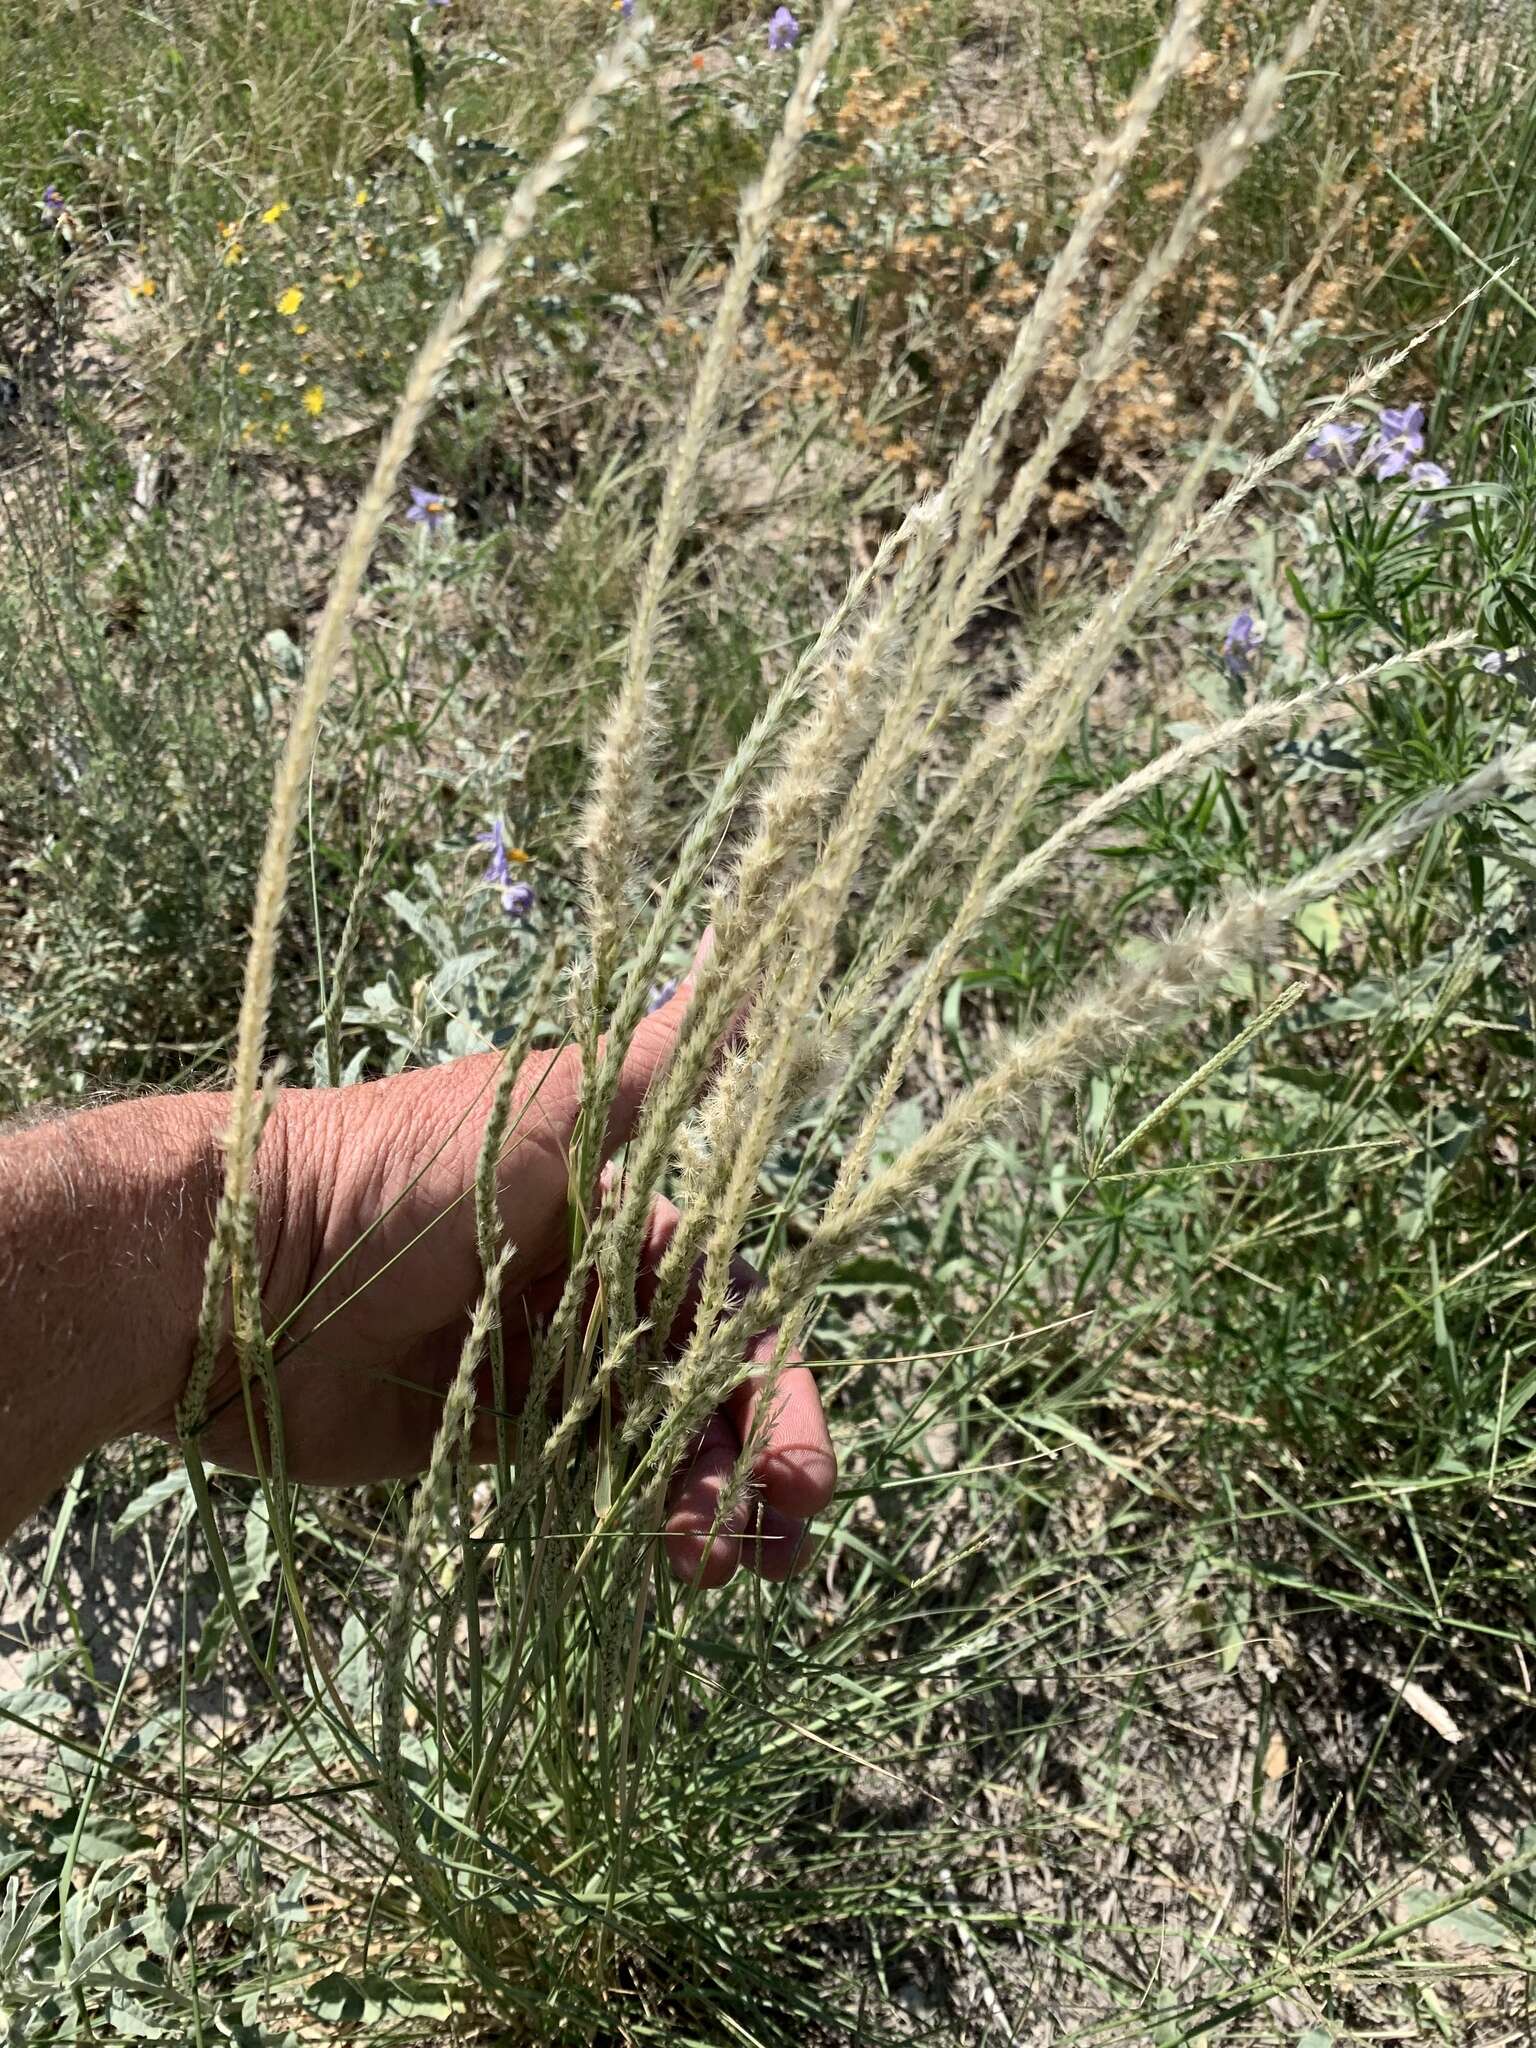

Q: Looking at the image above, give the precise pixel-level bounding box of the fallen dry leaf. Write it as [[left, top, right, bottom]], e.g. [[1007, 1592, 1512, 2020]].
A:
[[1398, 1679, 1464, 1746]]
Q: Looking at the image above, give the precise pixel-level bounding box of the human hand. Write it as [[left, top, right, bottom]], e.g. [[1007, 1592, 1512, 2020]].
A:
[[165, 961, 835, 1587]]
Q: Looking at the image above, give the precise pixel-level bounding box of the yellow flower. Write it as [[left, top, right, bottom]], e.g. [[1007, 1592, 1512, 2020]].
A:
[[218, 219, 239, 239], [293, 320, 309, 335], [129, 277, 157, 300], [261, 201, 289, 226], [236, 361, 254, 376], [223, 242, 244, 267], [302, 385, 325, 416], [509, 847, 531, 863], [241, 420, 257, 441], [354, 188, 370, 207], [274, 420, 291, 444], [343, 268, 362, 290], [276, 285, 304, 316]]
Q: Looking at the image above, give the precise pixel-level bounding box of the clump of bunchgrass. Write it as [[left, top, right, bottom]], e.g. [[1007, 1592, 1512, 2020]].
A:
[[150, 2, 1536, 2034]]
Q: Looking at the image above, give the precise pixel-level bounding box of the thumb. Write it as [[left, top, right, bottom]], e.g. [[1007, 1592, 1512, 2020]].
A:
[[604, 928, 720, 1155]]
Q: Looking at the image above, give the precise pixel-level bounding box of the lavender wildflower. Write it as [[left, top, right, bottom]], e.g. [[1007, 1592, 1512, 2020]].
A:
[[406, 484, 450, 533], [1366, 401, 1426, 481], [767, 5, 799, 50], [41, 184, 64, 220], [478, 817, 512, 882], [476, 819, 534, 918], [648, 976, 679, 1012], [479, 815, 528, 880], [613, 0, 635, 14], [1408, 458, 1452, 524], [1305, 419, 1363, 470], [1222, 609, 1263, 678]]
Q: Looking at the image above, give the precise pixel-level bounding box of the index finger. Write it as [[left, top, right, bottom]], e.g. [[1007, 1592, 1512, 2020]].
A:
[[604, 927, 736, 1157]]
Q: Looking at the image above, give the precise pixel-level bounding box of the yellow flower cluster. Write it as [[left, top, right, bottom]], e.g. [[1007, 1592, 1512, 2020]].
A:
[[207, 198, 348, 445]]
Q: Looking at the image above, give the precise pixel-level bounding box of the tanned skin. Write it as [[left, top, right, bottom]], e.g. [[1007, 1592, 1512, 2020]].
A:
[[0, 968, 834, 1583]]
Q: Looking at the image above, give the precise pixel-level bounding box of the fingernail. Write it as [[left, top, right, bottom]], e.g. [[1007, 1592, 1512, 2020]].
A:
[[688, 926, 716, 980]]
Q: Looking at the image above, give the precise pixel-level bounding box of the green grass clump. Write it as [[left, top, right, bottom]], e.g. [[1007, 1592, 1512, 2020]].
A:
[[3, 2, 1536, 2044]]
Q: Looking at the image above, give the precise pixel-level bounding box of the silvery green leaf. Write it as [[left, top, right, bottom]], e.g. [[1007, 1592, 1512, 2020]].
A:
[[383, 890, 454, 958], [67, 1921, 131, 1984], [0, 1881, 56, 1971], [111, 1467, 192, 1537], [259, 630, 302, 679], [107, 1994, 173, 2041], [182, 1837, 237, 1910], [135, 1885, 176, 1962], [0, 1689, 71, 1727], [427, 948, 494, 1004]]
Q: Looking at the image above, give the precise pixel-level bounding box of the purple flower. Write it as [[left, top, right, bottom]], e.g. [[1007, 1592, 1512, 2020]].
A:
[[648, 976, 678, 1012], [767, 5, 799, 50], [1366, 401, 1426, 481], [477, 821, 535, 917], [1409, 458, 1453, 524], [1306, 418, 1364, 470], [615, 0, 635, 14], [41, 184, 64, 220], [477, 815, 529, 876], [1222, 608, 1263, 677], [477, 817, 512, 884], [406, 484, 450, 532]]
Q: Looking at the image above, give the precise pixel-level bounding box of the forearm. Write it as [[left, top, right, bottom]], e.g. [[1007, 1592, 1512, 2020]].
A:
[[0, 1094, 243, 1537]]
